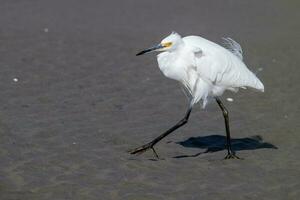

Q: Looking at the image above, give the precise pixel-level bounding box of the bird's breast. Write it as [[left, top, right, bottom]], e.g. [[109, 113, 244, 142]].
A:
[[157, 52, 187, 82]]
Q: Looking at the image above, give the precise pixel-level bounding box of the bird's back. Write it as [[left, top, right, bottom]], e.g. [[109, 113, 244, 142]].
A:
[[182, 36, 264, 92]]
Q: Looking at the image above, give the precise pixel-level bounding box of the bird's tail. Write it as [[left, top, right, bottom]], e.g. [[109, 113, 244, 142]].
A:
[[244, 73, 264, 92], [255, 78, 264, 92]]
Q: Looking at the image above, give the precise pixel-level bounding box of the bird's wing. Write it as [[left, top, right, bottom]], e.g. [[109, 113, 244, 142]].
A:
[[221, 37, 243, 60], [183, 36, 264, 91], [184, 37, 229, 85], [193, 52, 228, 86]]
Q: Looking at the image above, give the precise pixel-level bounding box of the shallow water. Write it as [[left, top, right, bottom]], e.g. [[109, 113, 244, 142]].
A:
[[0, 0, 299, 199]]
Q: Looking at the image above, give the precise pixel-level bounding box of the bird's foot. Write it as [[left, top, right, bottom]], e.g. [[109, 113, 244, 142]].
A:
[[128, 142, 159, 159], [224, 152, 241, 160]]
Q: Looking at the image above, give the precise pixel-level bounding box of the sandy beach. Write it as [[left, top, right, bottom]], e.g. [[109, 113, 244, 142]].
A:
[[0, 0, 299, 199]]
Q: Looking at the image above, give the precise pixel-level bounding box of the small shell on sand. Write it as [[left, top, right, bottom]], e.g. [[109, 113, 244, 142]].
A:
[[226, 98, 234, 102]]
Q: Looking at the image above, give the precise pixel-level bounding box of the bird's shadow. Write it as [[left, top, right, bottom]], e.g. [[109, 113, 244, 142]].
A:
[[173, 134, 277, 158]]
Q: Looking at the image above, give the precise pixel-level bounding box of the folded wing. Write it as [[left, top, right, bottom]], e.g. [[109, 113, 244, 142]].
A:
[[183, 36, 264, 92]]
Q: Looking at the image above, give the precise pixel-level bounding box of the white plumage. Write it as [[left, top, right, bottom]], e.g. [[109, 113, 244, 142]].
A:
[[156, 32, 264, 107], [130, 31, 265, 159]]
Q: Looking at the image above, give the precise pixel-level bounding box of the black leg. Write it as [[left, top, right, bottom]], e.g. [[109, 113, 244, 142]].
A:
[[129, 105, 193, 159], [215, 97, 240, 159]]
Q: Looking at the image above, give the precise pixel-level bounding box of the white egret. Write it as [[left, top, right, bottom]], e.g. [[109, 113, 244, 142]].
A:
[[129, 32, 264, 159]]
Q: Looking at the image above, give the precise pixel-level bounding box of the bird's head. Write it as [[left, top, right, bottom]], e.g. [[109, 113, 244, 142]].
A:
[[136, 31, 182, 56]]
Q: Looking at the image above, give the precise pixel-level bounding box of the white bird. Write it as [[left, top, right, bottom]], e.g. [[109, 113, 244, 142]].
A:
[[129, 32, 264, 159]]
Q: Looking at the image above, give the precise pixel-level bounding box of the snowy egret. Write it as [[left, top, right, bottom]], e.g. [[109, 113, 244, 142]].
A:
[[129, 32, 264, 159]]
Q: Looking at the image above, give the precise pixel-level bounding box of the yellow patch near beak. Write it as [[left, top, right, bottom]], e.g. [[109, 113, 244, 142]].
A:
[[162, 42, 172, 48]]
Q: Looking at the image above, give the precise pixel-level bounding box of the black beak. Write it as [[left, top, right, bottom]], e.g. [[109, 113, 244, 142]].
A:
[[136, 44, 163, 56]]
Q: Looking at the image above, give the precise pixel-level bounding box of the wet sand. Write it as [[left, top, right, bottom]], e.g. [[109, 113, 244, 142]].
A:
[[0, 0, 299, 199]]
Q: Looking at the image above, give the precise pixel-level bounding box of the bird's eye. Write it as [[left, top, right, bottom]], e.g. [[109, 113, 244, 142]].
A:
[[163, 42, 172, 47]]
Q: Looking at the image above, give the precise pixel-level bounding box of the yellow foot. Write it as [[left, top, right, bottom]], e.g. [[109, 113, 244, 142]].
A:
[[224, 153, 242, 159]]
